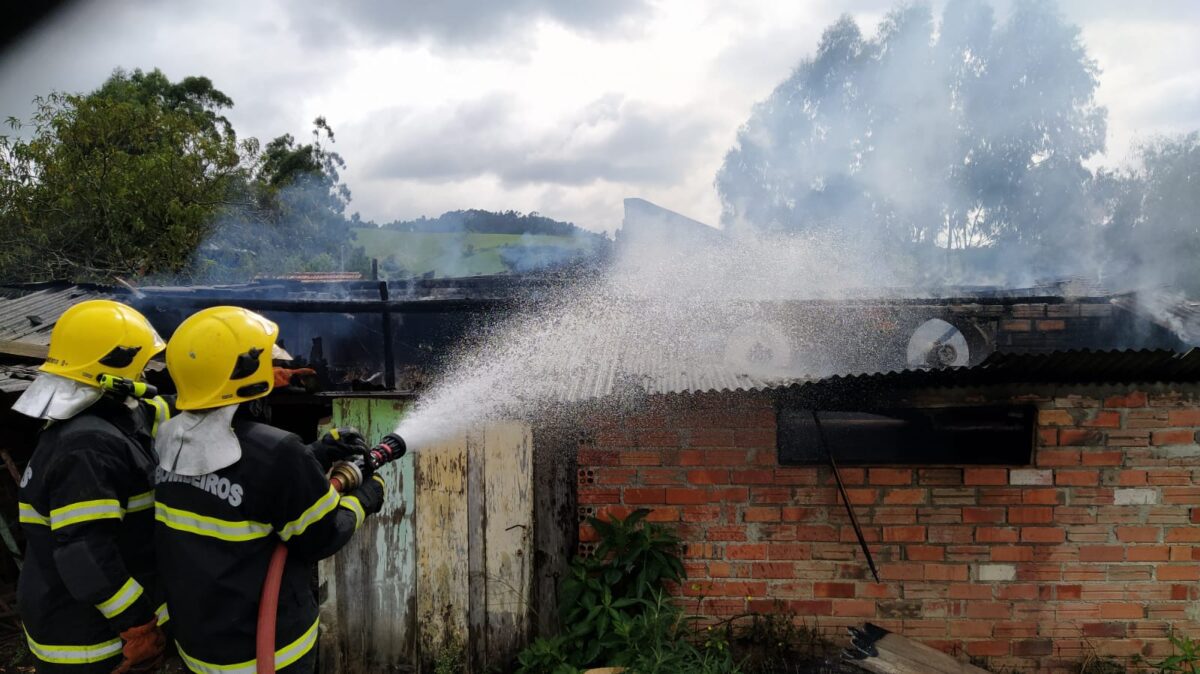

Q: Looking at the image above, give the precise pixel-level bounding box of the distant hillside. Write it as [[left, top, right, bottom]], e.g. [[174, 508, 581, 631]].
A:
[[358, 209, 610, 279]]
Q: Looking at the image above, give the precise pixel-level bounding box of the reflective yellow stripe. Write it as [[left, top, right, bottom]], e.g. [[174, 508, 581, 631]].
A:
[[18, 502, 49, 526], [50, 499, 124, 530], [278, 486, 338, 541], [156, 602, 170, 626], [154, 502, 272, 542], [177, 616, 318, 673], [25, 630, 122, 665], [95, 577, 144, 619], [149, 396, 171, 438], [126, 490, 155, 514], [338, 495, 365, 530]]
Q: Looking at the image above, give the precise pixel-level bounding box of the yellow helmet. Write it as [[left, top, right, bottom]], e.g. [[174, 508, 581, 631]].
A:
[[42, 300, 165, 387], [166, 306, 279, 410]]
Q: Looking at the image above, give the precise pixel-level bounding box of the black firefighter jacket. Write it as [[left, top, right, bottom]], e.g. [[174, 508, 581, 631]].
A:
[[154, 420, 366, 673], [17, 395, 171, 673]]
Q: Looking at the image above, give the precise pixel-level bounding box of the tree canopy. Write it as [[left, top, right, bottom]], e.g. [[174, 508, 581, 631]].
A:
[[715, 0, 1106, 281], [0, 68, 366, 283]]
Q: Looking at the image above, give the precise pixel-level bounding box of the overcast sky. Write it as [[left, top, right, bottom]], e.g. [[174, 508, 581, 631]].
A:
[[1, 0, 1197, 233]]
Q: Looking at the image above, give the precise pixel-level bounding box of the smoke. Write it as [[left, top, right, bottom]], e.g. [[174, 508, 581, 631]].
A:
[[715, 0, 1108, 289], [394, 225, 907, 450]]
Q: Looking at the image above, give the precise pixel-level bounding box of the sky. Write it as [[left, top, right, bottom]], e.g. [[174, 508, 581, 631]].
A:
[[1, 0, 1197, 234]]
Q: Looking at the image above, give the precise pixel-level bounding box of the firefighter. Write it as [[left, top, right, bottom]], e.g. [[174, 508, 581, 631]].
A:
[[153, 306, 384, 673], [13, 300, 171, 673]]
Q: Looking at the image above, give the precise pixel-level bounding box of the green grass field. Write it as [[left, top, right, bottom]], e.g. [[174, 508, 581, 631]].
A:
[[352, 228, 597, 277]]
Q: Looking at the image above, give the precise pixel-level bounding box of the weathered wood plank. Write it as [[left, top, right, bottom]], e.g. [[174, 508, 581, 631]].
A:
[[531, 424, 579, 638], [318, 399, 417, 673], [482, 422, 533, 666], [846, 624, 990, 674], [466, 429, 488, 671], [0, 340, 47, 360], [415, 430, 470, 670]]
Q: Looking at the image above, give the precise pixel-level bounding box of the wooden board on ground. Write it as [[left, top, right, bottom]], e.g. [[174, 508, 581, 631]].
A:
[[0, 340, 47, 359], [845, 623, 991, 674]]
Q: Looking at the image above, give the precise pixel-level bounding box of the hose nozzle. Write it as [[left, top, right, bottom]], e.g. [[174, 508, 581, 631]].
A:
[[329, 433, 408, 492]]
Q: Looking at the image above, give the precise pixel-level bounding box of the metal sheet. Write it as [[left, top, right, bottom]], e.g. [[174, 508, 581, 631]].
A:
[[318, 398, 417, 673]]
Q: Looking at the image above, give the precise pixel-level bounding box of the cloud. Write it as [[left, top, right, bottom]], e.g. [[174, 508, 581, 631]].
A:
[[358, 93, 718, 188], [285, 0, 650, 51]]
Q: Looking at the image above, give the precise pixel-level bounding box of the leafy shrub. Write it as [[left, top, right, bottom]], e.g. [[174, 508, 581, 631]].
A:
[[515, 509, 737, 674]]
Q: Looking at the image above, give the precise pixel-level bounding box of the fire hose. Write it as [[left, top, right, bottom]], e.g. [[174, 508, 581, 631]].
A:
[[255, 433, 408, 674]]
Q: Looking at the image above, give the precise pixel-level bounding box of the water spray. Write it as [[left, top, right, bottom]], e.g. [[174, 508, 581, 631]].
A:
[[255, 432, 409, 674]]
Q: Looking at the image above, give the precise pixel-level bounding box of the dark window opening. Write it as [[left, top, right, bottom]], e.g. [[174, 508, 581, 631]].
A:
[[777, 405, 1035, 465]]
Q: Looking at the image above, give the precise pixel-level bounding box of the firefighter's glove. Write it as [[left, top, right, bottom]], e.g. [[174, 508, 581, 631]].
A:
[[310, 427, 369, 471], [111, 617, 166, 674], [349, 474, 386, 517]]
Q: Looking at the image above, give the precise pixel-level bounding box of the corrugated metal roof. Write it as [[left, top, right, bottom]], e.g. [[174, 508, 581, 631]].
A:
[[0, 363, 40, 395], [782, 349, 1200, 394], [0, 285, 112, 346]]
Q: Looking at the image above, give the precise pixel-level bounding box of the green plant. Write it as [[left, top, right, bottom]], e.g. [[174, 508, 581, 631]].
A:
[[515, 508, 735, 674], [433, 633, 467, 674], [1141, 630, 1200, 673]]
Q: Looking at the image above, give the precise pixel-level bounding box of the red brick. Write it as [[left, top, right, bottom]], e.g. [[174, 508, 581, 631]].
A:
[[781, 506, 817, 522], [1059, 429, 1103, 446], [1083, 622, 1127, 638], [906, 546, 945, 561], [997, 584, 1040, 600], [879, 563, 923, 581], [679, 449, 747, 466], [708, 486, 750, 502], [831, 600, 876, 617], [1038, 409, 1074, 426], [620, 450, 663, 466], [976, 527, 1019, 543], [1117, 470, 1148, 486], [1013, 639, 1054, 657], [725, 544, 767, 560], [592, 468, 637, 484], [1009, 507, 1053, 524], [1079, 546, 1124, 562], [966, 602, 1012, 619], [868, 468, 912, 485], [883, 526, 927, 543], [841, 488, 878, 505], [578, 489, 620, 504], [734, 429, 775, 448], [744, 507, 781, 523], [664, 488, 707, 505], [1004, 319, 1032, 332], [950, 584, 993, 600], [685, 429, 734, 447], [1081, 451, 1123, 466], [1084, 410, 1122, 428], [640, 468, 685, 484], [925, 563, 968, 581], [813, 582, 855, 598], [635, 431, 679, 447], [773, 468, 819, 485], [1165, 528, 1200, 543], [963, 507, 1005, 524], [964, 468, 1008, 485], [1099, 603, 1144, 619], [1038, 428, 1059, 446], [1056, 585, 1082, 600], [1105, 392, 1147, 408], [1021, 527, 1066, 544], [1152, 430, 1194, 446], [646, 507, 681, 523], [579, 448, 620, 465], [1037, 319, 1066, 331], [730, 469, 774, 484], [1127, 546, 1170, 561], [767, 543, 811, 560], [623, 488, 665, 504], [1167, 408, 1200, 425], [1021, 488, 1062, 505], [751, 562, 794, 579], [1158, 565, 1200, 581], [881, 489, 926, 505], [686, 469, 729, 485], [1037, 449, 1081, 466], [1116, 527, 1160, 543], [681, 505, 722, 522], [795, 525, 840, 542], [1056, 469, 1100, 486], [749, 487, 790, 504], [705, 525, 747, 542]]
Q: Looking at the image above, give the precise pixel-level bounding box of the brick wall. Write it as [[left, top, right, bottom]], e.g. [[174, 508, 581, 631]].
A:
[[574, 388, 1200, 673]]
